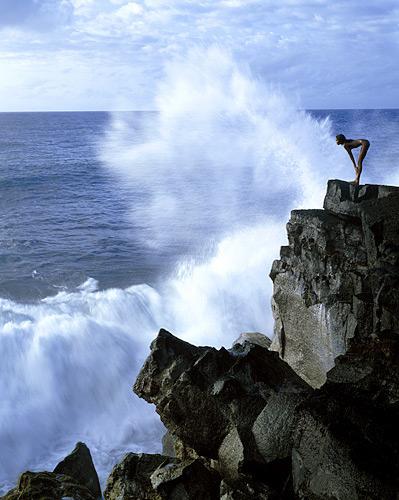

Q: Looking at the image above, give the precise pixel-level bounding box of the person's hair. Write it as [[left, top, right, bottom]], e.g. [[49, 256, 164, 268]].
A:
[[336, 134, 346, 142]]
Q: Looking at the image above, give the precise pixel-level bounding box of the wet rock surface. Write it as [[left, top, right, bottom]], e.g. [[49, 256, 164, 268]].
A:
[[293, 332, 399, 500], [151, 458, 221, 500], [270, 179, 399, 387], [219, 477, 277, 500], [2, 470, 96, 500], [2, 442, 99, 500], [104, 453, 170, 500], [134, 330, 310, 469], [133, 328, 310, 497], [53, 441, 101, 499], [128, 181, 399, 499], [232, 332, 272, 350]]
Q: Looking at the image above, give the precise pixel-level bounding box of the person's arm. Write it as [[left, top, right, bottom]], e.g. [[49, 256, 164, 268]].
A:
[[344, 145, 357, 169]]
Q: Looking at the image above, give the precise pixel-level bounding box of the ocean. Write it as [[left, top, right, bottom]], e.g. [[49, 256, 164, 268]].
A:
[[1, 90, 399, 490]]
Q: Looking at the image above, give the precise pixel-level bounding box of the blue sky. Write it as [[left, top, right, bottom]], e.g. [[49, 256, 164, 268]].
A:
[[0, 0, 398, 111]]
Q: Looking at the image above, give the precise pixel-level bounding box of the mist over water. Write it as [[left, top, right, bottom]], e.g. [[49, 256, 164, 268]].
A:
[[101, 48, 342, 249], [1, 48, 349, 491]]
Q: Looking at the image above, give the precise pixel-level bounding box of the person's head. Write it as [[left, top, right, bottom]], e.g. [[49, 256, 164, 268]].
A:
[[336, 134, 346, 145]]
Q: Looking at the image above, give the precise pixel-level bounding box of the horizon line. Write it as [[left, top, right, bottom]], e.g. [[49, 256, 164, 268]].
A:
[[0, 107, 399, 114]]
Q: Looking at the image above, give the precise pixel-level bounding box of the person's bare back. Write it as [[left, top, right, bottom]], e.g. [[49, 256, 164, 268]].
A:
[[336, 134, 370, 185]]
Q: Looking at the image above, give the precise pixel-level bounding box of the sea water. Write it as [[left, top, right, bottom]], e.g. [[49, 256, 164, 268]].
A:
[[1, 49, 399, 492]]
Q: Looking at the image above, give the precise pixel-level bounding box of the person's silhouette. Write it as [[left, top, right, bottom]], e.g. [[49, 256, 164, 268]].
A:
[[336, 134, 370, 185]]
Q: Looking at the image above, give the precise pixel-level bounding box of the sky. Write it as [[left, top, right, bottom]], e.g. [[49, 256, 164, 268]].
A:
[[0, 0, 398, 111]]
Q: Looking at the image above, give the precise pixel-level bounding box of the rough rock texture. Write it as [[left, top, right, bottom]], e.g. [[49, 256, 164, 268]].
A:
[[293, 332, 399, 500], [104, 452, 220, 500], [220, 478, 279, 500], [232, 332, 272, 350], [130, 180, 399, 500], [161, 431, 198, 461], [1, 471, 96, 500], [151, 458, 221, 500], [104, 453, 170, 500], [2, 442, 100, 500], [53, 442, 101, 499], [270, 179, 399, 387], [134, 328, 310, 494]]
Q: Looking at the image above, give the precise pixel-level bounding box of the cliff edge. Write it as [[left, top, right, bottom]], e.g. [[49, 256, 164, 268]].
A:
[[271, 179, 399, 387]]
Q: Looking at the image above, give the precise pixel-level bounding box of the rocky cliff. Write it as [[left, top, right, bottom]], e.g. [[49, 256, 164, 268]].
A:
[[3, 180, 399, 500], [271, 179, 399, 387]]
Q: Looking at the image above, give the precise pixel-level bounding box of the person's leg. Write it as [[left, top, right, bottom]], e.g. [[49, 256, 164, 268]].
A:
[[356, 143, 369, 184]]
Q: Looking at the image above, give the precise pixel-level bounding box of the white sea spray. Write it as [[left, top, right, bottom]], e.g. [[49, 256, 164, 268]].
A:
[[0, 47, 344, 492]]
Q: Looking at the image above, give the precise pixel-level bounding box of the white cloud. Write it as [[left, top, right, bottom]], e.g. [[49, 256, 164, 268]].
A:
[[0, 0, 398, 110]]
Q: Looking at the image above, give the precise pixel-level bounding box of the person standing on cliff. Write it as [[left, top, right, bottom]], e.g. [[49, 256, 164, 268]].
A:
[[336, 134, 370, 185]]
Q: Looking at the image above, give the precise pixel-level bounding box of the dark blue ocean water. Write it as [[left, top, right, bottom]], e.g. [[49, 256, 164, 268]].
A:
[[1, 109, 398, 302], [0, 111, 168, 301], [1, 107, 398, 493]]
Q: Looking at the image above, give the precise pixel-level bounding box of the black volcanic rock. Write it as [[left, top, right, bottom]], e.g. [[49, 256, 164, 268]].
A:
[[292, 332, 399, 499], [131, 180, 399, 499], [323, 179, 399, 218], [270, 180, 399, 387], [232, 332, 272, 350], [150, 458, 221, 500], [220, 477, 277, 499], [134, 328, 311, 489], [2, 470, 96, 500], [104, 453, 221, 500], [53, 441, 101, 499], [104, 453, 171, 500], [2, 442, 100, 500]]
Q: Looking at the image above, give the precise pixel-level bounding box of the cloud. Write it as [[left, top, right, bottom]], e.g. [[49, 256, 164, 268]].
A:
[[0, 0, 398, 110]]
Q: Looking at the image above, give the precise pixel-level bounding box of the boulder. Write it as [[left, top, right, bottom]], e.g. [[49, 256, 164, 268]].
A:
[[132, 179, 399, 500], [292, 332, 399, 499], [1, 470, 96, 500], [161, 431, 198, 461], [134, 329, 311, 487], [2, 443, 100, 500], [232, 332, 272, 350], [104, 453, 171, 500], [53, 442, 101, 499], [270, 180, 399, 387], [150, 458, 220, 500], [220, 477, 284, 500]]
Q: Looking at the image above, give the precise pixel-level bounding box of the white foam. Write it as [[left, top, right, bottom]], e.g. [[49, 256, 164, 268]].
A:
[[1, 47, 346, 491], [0, 282, 165, 491], [100, 47, 344, 248]]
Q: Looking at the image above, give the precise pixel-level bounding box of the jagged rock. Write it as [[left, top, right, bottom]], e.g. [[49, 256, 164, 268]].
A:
[[134, 329, 311, 488], [132, 179, 399, 500], [323, 179, 399, 218], [219, 477, 275, 499], [150, 458, 221, 500], [104, 453, 171, 500], [162, 431, 177, 458], [232, 332, 272, 350], [161, 431, 198, 461], [270, 180, 399, 387], [53, 442, 101, 499], [1, 470, 96, 500], [2, 443, 100, 500], [292, 332, 399, 499]]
